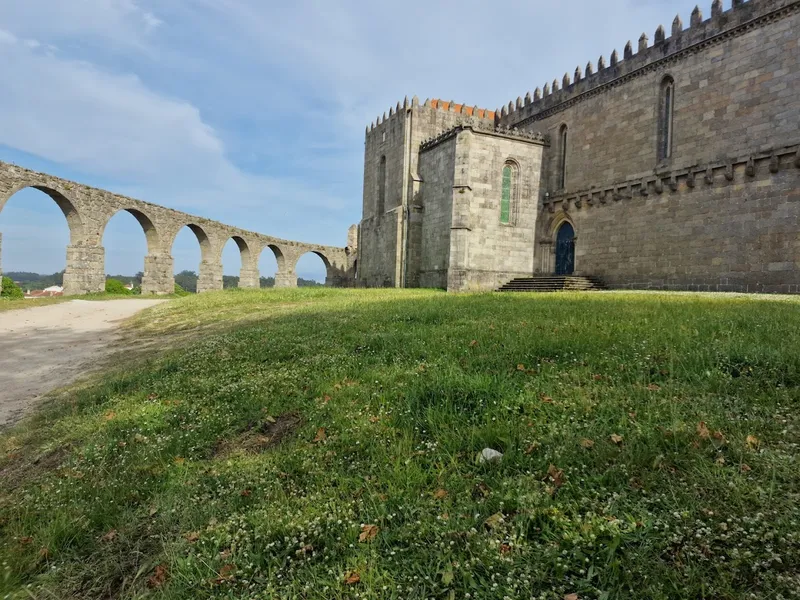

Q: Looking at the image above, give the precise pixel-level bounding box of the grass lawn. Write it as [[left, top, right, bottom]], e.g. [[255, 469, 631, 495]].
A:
[[1, 288, 799, 599]]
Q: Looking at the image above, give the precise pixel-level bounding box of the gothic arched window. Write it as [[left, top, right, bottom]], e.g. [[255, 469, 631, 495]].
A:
[[658, 76, 675, 161], [377, 155, 387, 215], [500, 161, 518, 225], [558, 124, 568, 189]]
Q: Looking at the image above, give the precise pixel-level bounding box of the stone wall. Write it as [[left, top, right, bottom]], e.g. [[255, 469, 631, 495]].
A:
[[0, 161, 354, 295], [537, 152, 800, 292], [358, 98, 497, 287], [522, 0, 800, 291], [518, 0, 800, 194], [417, 136, 456, 289], [452, 129, 545, 291], [357, 0, 800, 293]]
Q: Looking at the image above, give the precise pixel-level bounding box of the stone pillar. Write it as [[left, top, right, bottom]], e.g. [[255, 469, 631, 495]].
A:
[[447, 131, 472, 292], [142, 254, 175, 295], [238, 255, 260, 288], [274, 252, 299, 288], [197, 260, 223, 293], [238, 268, 260, 288], [64, 245, 105, 296], [274, 270, 297, 288]]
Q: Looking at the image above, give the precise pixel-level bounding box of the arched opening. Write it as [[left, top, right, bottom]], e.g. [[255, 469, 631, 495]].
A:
[[295, 252, 329, 287], [170, 224, 210, 293], [100, 209, 158, 292], [258, 244, 284, 288], [221, 237, 247, 288], [555, 222, 576, 276], [0, 186, 81, 296]]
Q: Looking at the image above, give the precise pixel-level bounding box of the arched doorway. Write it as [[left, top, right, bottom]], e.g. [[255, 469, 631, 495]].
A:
[[555, 222, 575, 275]]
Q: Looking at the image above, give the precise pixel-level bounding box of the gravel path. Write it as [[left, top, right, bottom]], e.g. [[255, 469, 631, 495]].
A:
[[0, 299, 165, 427]]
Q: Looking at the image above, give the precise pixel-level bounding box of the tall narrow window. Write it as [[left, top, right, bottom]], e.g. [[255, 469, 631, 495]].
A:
[[377, 155, 386, 215], [559, 125, 568, 189], [659, 76, 675, 161], [500, 162, 515, 224]]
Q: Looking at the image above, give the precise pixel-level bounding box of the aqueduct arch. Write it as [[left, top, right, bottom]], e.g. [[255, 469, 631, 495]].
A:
[[0, 161, 356, 296]]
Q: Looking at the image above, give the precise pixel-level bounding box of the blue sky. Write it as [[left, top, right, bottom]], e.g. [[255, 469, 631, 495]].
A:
[[0, 0, 708, 281]]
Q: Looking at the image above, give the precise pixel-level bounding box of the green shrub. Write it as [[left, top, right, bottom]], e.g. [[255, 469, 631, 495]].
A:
[[131, 286, 142, 296], [0, 276, 24, 299], [105, 278, 131, 295], [173, 283, 190, 297]]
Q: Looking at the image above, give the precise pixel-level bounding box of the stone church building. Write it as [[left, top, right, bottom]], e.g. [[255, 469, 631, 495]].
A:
[[355, 0, 800, 293]]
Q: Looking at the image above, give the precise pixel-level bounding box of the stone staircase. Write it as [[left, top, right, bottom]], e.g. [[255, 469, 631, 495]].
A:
[[497, 275, 606, 293]]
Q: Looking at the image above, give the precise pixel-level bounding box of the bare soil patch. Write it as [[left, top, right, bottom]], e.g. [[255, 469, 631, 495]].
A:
[[0, 299, 166, 427], [213, 412, 304, 458]]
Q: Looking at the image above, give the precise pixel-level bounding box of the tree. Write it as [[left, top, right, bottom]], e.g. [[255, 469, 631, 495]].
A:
[[174, 271, 198, 293], [1, 276, 24, 299], [105, 278, 131, 295]]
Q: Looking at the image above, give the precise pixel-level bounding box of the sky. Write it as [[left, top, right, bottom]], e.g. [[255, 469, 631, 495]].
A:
[[0, 0, 710, 282]]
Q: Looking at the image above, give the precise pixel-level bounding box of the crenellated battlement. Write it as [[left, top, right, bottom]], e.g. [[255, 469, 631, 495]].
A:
[[365, 97, 496, 136], [497, 0, 800, 127]]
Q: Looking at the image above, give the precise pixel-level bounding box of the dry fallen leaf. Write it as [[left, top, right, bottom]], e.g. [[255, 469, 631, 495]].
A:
[[240, 489, 251, 497], [184, 531, 200, 543], [547, 464, 565, 490], [433, 488, 448, 500], [580, 439, 595, 449], [647, 383, 661, 391], [564, 594, 579, 600], [500, 543, 512, 555], [103, 411, 116, 421], [100, 529, 117, 542], [147, 565, 168, 588], [212, 564, 236, 584], [516, 364, 526, 371], [746, 435, 760, 449], [358, 524, 379, 543], [524, 442, 540, 454], [344, 571, 361, 585], [610, 434, 624, 445], [484, 512, 505, 530], [469, 340, 479, 348], [313, 427, 327, 443], [369, 416, 380, 423], [174, 457, 185, 465], [697, 422, 711, 440], [540, 395, 554, 404], [715, 455, 726, 466], [740, 463, 752, 473]]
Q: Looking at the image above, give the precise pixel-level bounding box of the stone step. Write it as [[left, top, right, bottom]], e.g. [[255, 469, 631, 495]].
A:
[[497, 275, 606, 293]]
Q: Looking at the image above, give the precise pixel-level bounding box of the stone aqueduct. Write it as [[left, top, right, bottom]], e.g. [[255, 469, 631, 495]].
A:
[[0, 161, 356, 295]]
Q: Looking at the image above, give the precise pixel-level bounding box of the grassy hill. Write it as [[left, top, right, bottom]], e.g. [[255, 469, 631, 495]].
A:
[[1, 289, 799, 599]]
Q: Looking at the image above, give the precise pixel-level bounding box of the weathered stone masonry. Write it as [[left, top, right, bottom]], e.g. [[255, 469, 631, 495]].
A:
[[357, 0, 800, 293], [0, 162, 356, 296]]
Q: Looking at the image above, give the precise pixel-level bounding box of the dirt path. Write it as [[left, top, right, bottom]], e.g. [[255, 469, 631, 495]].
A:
[[0, 299, 166, 427]]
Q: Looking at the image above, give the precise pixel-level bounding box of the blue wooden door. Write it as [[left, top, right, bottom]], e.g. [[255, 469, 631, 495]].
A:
[[555, 223, 575, 275]]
